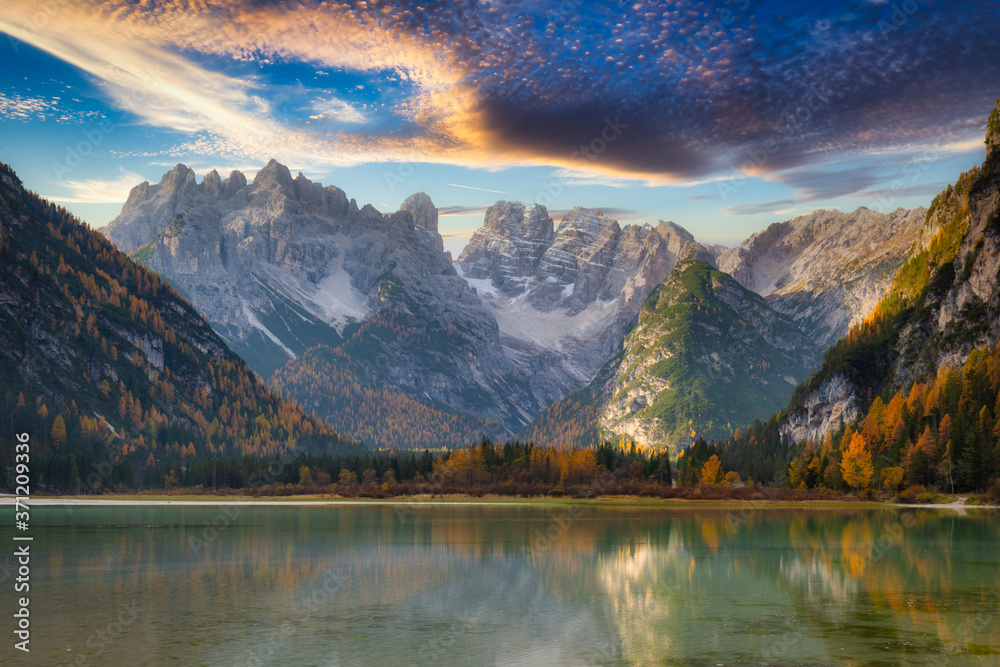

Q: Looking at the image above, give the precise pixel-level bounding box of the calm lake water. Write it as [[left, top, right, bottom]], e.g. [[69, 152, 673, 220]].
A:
[[1, 503, 998, 666]]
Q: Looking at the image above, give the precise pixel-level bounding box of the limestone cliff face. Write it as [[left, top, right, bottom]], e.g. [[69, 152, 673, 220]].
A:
[[780, 374, 862, 445], [458, 201, 554, 288], [400, 192, 443, 253], [891, 149, 1000, 386], [714, 207, 924, 347], [104, 160, 538, 431], [781, 100, 1000, 444], [457, 204, 694, 405]]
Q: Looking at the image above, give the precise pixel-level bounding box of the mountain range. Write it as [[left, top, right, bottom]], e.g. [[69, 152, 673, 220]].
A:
[[100, 158, 930, 449]]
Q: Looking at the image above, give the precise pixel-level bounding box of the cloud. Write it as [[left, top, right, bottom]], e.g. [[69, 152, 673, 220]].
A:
[[723, 200, 807, 216], [44, 168, 146, 203], [0, 91, 106, 123], [2, 0, 999, 186], [439, 205, 490, 216], [770, 166, 882, 200], [308, 98, 369, 124], [446, 183, 508, 194], [548, 168, 645, 189]]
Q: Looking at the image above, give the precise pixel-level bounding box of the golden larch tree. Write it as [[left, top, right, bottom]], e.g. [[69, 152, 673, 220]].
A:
[[700, 455, 723, 486], [840, 432, 874, 493]]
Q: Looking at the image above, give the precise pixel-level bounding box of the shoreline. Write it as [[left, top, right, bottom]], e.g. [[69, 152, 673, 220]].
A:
[[1, 495, 996, 510]]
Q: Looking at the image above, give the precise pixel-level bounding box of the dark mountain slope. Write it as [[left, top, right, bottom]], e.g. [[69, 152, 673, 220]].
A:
[[0, 162, 359, 490]]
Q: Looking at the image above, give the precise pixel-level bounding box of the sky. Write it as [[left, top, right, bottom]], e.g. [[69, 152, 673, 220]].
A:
[[0, 0, 997, 256]]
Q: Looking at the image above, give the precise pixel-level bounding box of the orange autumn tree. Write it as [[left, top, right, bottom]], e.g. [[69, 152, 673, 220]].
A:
[[840, 432, 874, 493], [700, 455, 723, 486]]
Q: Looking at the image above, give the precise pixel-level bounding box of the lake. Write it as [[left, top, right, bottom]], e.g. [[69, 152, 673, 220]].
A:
[[2, 503, 998, 665]]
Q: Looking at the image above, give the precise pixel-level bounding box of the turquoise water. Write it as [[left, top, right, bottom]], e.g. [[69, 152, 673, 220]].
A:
[[1, 504, 998, 665]]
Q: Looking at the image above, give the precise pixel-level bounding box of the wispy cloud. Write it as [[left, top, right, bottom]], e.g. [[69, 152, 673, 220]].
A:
[[44, 168, 146, 204], [446, 183, 508, 194], [549, 168, 643, 189], [723, 199, 803, 216], [439, 205, 490, 216], [307, 97, 369, 124]]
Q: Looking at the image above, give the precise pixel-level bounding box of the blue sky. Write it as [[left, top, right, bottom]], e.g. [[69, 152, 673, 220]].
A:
[[0, 0, 996, 255]]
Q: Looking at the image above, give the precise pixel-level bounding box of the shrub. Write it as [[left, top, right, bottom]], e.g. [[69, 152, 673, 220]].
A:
[[899, 485, 927, 503]]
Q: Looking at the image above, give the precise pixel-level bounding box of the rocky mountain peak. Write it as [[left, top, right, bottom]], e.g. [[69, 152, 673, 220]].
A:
[[480, 201, 554, 239], [201, 169, 222, 196], [656, 220, 696, 243], [677, 242, 717, 266], [104, 161, 541, 434], [456, 201, 698, 406], [457, 201, 555, 288], [159, 163, 196, 189], [223, 170, 247, 194], [252, 158, 294, 191], [399, 192, 443, 252], [558, 207, 621, 240], [714, 206, 925, 347], [400, 192, 439, 233]]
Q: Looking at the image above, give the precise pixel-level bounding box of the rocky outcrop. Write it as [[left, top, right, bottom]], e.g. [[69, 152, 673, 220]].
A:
[[400, 192, 442, 252], [713, 207, 924, 347], [103, 160, 537, 432], [779, 374, 861, 445], [457, 205, 695, 404]]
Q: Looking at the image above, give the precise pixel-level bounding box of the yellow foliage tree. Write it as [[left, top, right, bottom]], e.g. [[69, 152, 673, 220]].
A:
[[882, 466, 905, 494], [840, 432, 874, 493], [700, 455, 723, 486], [50, 414, 67, 448]]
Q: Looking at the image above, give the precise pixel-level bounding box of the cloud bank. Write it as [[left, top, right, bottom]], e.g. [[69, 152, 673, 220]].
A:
[[2, 0, 998, 192]]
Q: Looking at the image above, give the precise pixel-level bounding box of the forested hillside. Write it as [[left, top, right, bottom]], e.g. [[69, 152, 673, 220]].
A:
[[0, 163, 360, 492], [270, 345, 503, 449], [707, 100, 1000, 494]]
